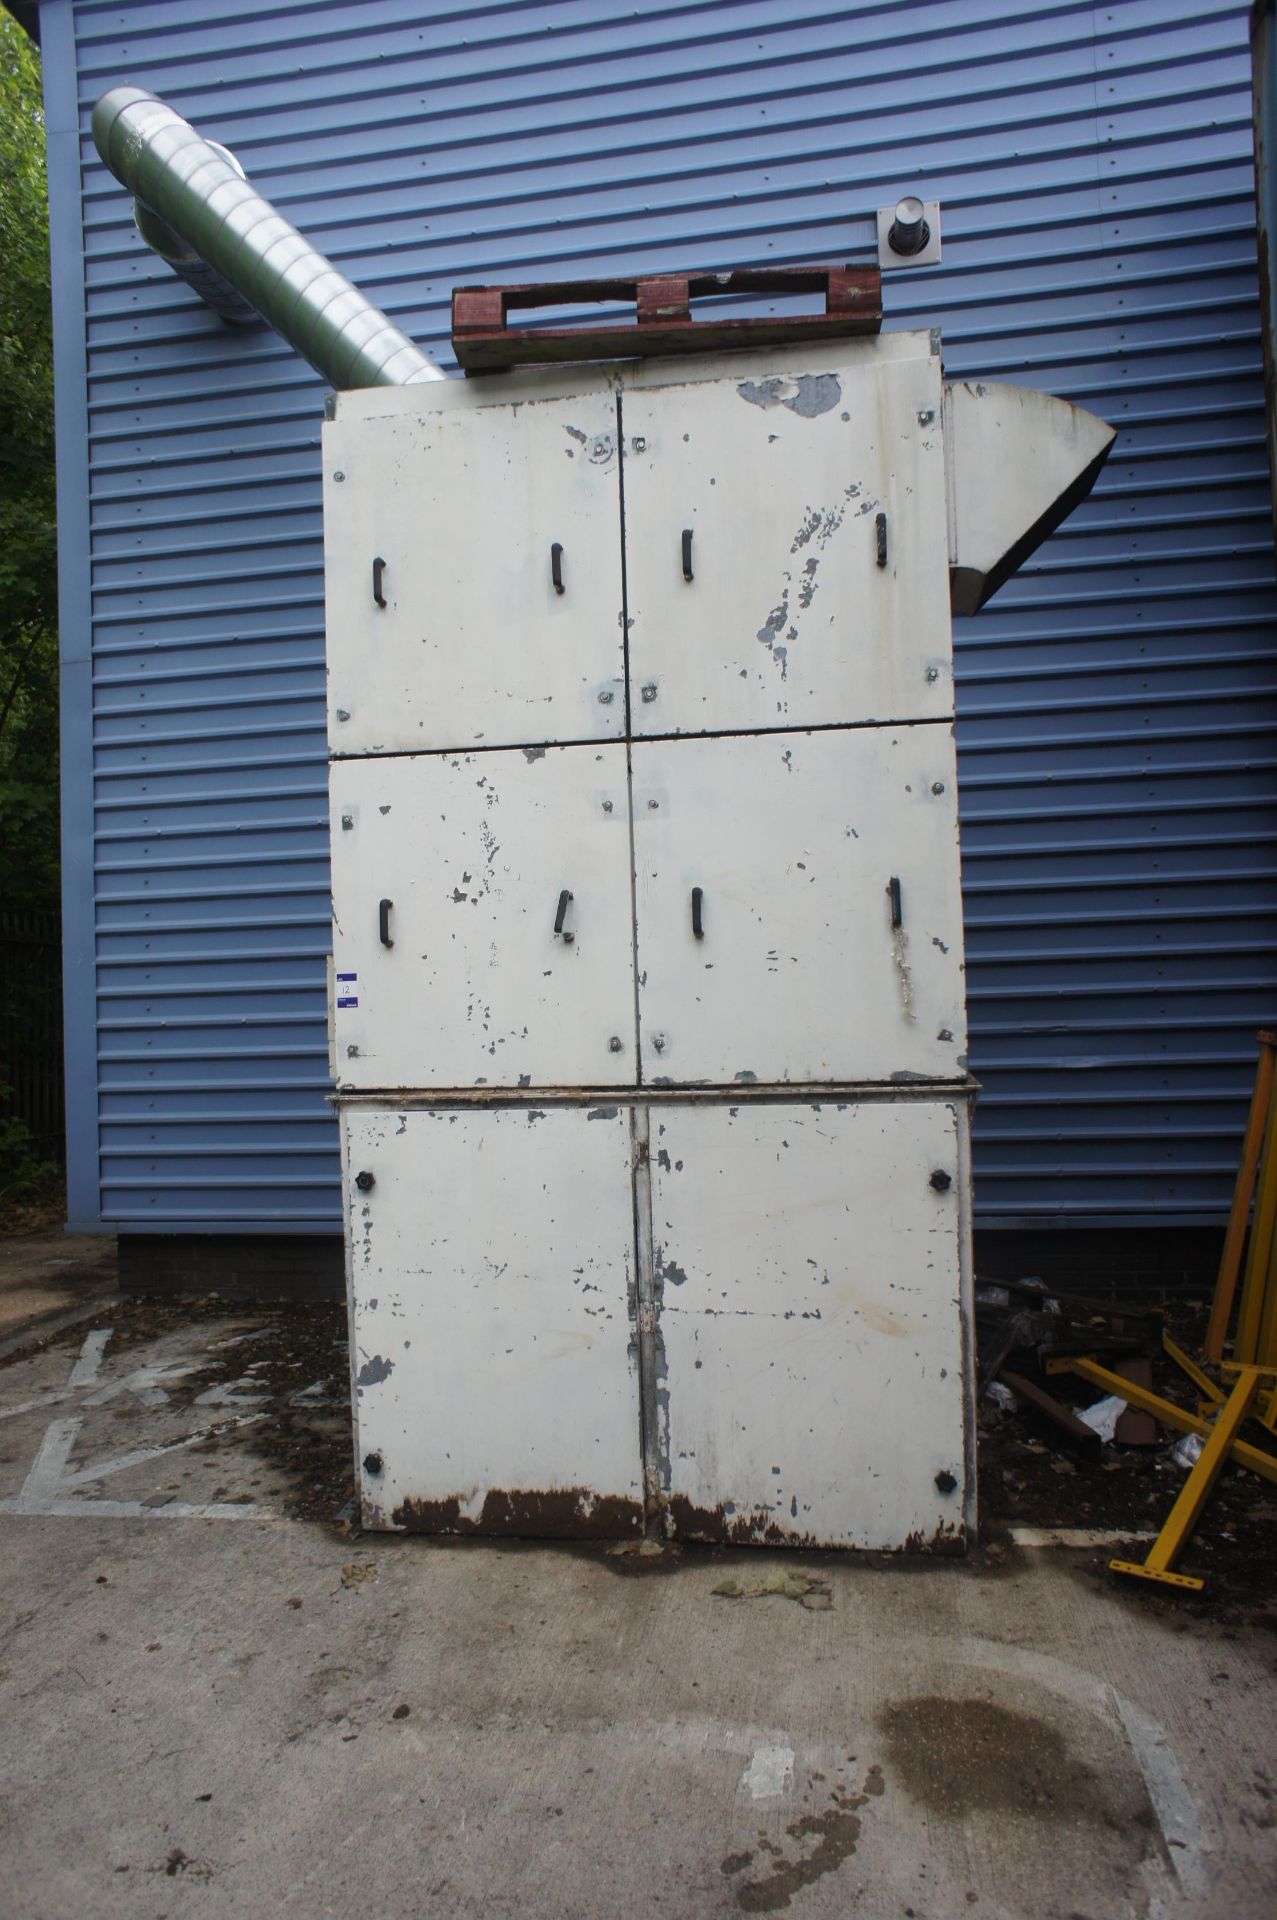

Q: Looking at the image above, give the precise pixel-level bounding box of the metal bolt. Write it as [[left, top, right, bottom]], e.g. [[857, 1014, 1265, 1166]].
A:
[[341, 813, 354, 830], [931, 782, 945, 795], [632, 436, 646, 452], [916, 408, 935, 427], [647, 799, 659, 810], [592, 440, 607, 457], [335, 708, 350, 722], [934, 1468, 957, 1495], [925, 667, 939, 683], [597, 689, 614, 705], [641, 683, 658, 703], [929, 1169, 952, 1192], [364, 1451, 383, 1475], [355, 1169, 376, 1192], [602, 799, 613, 813], [608, 1035, 624, 1053], [346, 1045, 359, 1058], [333, 470, 345, 482], [652, 1034, 666, 1053]]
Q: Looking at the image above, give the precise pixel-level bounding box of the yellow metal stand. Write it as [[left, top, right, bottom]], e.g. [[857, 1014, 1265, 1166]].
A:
[[1109, 1369, 1266, 1590], [1205, 1033, 1277, 1364], [1047, 1034, 1277, 1590], [1045, 1355, 1277, 1486]]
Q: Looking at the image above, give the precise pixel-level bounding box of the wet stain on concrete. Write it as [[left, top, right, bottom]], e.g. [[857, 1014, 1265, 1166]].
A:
[[726, 1776, 873, 1911], [876, 1695, 1153, 1832]]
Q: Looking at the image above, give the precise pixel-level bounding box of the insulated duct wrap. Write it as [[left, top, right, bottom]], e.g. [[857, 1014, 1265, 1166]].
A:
[[92, 86, 445, 389]]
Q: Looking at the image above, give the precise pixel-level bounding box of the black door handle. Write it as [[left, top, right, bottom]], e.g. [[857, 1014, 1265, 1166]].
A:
[[875, 512, 888, 568], [551, 542, 565, 595], [554, 888, 574, 942], [691, 886, 704, 939], [373, 556, 387, 607], [888, 876, 903, 930], [681, 528, 694, 581], [379, 898, 394, 947]]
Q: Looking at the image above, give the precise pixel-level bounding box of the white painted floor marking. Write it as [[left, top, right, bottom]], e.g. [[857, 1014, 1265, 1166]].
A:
[[1011, 1527, 1158, 1548], [0, 1326, 279, 1523], [83, 1360, 197, 1408], [1111, 1689, 1208, 1903], [20, 1416, 79, 1500], [956, 1638, 1209, 1903], [193, 1378, 269, 1407], [0, 1390, 70, 1423], [740, 1744, 794, 1799], [0, 1412, 271, 1520], [0, 1327, 115, 1423], [67, 1328, 112, 1387], [0, 1495, 268, 1520]]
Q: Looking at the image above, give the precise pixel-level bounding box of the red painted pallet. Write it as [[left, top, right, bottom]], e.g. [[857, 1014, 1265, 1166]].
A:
[[451, 264, 881, 373]]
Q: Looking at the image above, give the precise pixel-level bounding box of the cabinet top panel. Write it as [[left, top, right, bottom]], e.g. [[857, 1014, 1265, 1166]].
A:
[[324, 331, 940, 428]]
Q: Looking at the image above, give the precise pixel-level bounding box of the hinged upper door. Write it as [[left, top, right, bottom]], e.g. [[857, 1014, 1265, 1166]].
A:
[[324, 393, 624, 754], [622, 347, 950, 735], [344, 1104, 644, 1536], [632, 728, 966, 1084], [330, 745, 635, 1089], [648, 1099, 969, 1550]]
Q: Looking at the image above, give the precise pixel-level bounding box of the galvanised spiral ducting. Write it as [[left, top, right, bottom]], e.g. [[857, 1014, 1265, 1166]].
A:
[[92, 86, 446, 389]]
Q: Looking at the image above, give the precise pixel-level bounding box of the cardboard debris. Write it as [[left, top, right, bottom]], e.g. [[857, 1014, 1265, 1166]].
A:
[[711, 1568, 832, 1610]]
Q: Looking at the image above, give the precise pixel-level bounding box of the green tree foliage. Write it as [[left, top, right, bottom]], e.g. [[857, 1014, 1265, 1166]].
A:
[[0, 10, 57, 909]]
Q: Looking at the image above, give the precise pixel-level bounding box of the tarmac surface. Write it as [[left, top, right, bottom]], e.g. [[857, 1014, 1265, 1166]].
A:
[[0, 1242, 1274, 1919]]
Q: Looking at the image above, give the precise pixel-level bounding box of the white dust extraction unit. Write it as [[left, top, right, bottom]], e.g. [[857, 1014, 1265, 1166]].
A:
[[90, 92, 1112, 1549], [324, 328, 1113, 1549]]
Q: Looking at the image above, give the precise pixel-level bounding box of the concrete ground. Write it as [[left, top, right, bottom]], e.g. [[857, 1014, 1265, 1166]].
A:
[[0, 1223, 116, 1348], [0, 1280, 1274, 1919]]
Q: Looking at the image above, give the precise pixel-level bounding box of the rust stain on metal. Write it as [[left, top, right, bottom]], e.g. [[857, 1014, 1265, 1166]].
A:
[[392, 1487, 644, 1539], [667, 1496, 807, 1547], [668, 1496, 966, 1554]]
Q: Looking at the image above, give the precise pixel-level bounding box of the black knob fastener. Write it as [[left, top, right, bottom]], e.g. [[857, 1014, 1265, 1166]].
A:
[[364, 1452, 384, 1476], [929, 1169, 952, 1192], [355, 1170, 376, 1193]]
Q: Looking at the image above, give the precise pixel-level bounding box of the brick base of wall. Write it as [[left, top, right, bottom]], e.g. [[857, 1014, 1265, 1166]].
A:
[[117, 1227, 1224, 1310], [974, 1226, 1223, 1307], [118, 1234, 345, 1303]]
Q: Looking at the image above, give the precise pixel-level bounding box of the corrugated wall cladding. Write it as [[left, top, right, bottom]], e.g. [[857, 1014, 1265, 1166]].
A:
[[46, 0, 1277, 1231]]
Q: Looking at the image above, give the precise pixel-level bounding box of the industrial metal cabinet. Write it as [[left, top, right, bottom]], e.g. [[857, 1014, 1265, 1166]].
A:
[[325, 334, 1112, 1549], [622, 350, 952, 735], [343, 1103, 645, 1537], [648, 1100, 969, 1548], [324, 383, 625, 754]]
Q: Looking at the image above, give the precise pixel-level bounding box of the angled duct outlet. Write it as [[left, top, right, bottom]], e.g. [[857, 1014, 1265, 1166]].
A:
[[943, 381, 1116, 614], [92, 86, 446, 389]]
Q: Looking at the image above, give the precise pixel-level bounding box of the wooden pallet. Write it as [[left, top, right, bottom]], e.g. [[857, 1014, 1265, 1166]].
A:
[[451, 264, 882, 373]]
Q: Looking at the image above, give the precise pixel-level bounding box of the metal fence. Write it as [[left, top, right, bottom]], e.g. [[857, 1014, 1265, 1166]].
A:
[[0, 908, 64, 1162]]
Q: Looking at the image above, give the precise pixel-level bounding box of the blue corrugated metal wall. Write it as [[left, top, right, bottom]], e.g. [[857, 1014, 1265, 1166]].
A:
[[45, 0, 1277, 1232]]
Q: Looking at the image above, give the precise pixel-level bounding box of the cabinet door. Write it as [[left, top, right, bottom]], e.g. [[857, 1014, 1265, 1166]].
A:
[[324, 392, 624, 754], [632, 728, 966, 1085], [622, 347, 950, 735], [345, 1104, 644, 1536], [330, 745, 635, 1089], [649, 1100, 970, 1549]]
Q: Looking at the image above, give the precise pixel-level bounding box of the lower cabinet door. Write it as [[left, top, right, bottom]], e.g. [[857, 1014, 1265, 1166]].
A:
[[343, 1103, 644, 1535], [649, 1099, 970, 1549]]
